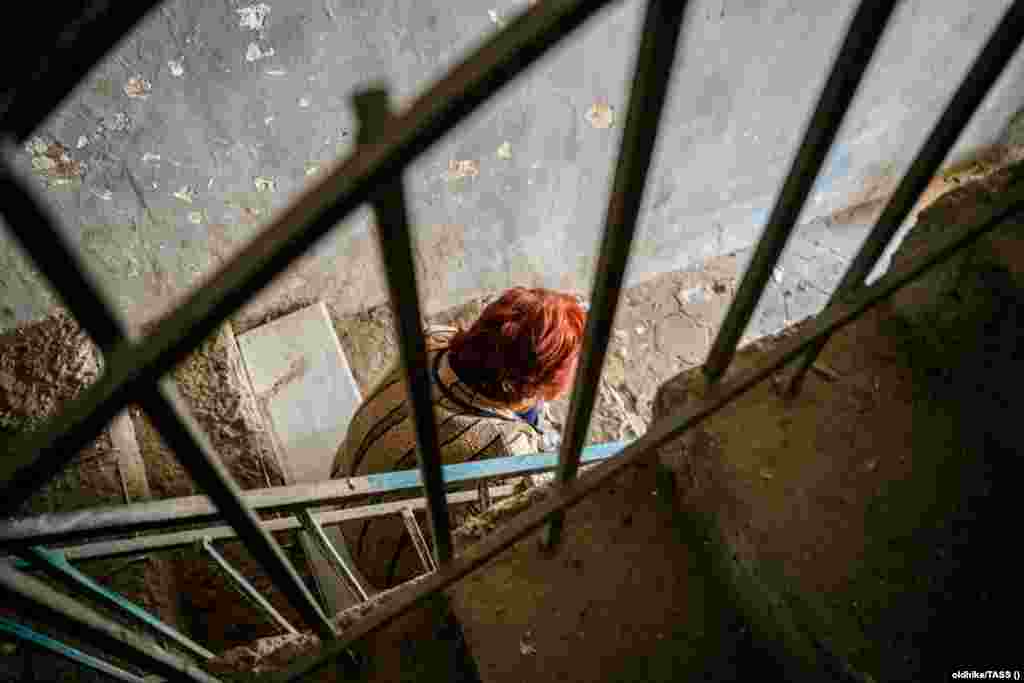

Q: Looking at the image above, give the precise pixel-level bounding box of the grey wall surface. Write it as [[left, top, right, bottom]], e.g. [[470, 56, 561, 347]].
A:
[[2, 0, 1023, 333]]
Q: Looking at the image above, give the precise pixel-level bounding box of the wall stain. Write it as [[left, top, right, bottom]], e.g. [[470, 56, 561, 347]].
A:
[[26, 138, 84, 188], [93, 78, 115, 98]]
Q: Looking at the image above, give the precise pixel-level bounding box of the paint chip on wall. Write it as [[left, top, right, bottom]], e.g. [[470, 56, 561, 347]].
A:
[[168, 59, 185, 77], [142, 153, 161, 163], [299, 97, 311, 108], [497, 142, 512, 159], [237, 4, 271, 31], [240, 207, 262, 223], [188, 211, 205, 224], [445, 159, 480, 181], [173, 186, 195, 203], [254, 176, 276, 192], [246, 43, 276, 62], [585, 103, 615, 129], [100, 112, 131, 134], [27, 139, 83, 181], [124, 76, 152, 99]]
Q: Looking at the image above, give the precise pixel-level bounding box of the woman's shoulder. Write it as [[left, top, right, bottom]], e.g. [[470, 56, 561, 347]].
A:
[[425, 324, 459, 350]]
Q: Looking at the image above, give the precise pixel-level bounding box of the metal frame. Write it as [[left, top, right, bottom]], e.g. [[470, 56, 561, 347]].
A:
[[401, 508, 439, 573], [544, 0, 688, 549], [200, 538, 298, 636], [703, 0, 900, 381], [785, 0, 1024, 394], [51, 484, 519, 563], [0, 145, 336, 642], [297, 509, 371, 604], [354, 86, 454, 567], [0, 561, 220, 683], [1, 0, 1022, 677], [19, 547, 214, 661], [0, 442, 629, 551], [278, 185, 1024, 680], [0, 616, 153, 683]]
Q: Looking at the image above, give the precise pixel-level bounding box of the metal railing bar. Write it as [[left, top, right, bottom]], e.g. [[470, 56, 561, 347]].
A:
[[53, 484, 518, 563], [786, 0, 1024, 395], [272, 187, 1024, 681], [19, 547, 215, 661], [0, 145, 337, 640], [0, 616, 151, 683], [0, 141, 127, 347], [0, 443, 628, 551], [1, 2, 164, 143], [199, 538, 298, 637], [703, 0, 900, 382], [401, 508, 438, 573], [0, 0, 619, 524], [543, 0, 689, 550], [0, 561, 221, 683], [477, 480, 493, 512], [354, 86, 452, 566], [143, 384, 336, 640], [296, 509, 371, 603]]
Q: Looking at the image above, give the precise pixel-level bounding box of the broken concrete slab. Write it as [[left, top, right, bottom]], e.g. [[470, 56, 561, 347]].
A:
[[237, 301, 366, 615]]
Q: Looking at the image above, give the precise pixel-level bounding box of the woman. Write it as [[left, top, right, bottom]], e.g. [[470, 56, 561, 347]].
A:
[[332, 287, 586, 590]]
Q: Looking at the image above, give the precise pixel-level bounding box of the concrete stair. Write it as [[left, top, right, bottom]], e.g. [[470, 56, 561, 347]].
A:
[[236, 301, 367, 616]]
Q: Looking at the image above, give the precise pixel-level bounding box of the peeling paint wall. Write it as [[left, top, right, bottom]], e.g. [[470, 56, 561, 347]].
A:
[[2, 0, 1024, 332]]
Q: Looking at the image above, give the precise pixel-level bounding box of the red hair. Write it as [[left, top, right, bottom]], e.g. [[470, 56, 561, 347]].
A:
[[448, 288, 586, 405]]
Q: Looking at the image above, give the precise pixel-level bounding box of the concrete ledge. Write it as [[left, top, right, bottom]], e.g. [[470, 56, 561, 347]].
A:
[[651, 166, 1024, 681]]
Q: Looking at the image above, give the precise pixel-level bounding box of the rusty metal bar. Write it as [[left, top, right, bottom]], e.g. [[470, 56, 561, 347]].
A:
[[354, 86, 453, 567], [543, 0, 689, 551], [297, 509, 371, 603], [200, 538, 298, 637], [786, 0, 1024, 395], [0, 0, 619, 530], [703, 0, 900, 382], [401, 508, 438, 573], [274, 185, 1024, 681], [0, 561, 221, 683]]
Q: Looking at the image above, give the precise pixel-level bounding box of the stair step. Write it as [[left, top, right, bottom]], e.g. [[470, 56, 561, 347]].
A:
[[237, 301, 365, 616]]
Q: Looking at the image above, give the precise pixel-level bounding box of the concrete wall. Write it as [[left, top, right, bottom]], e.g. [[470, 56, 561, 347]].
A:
[[3, 0, 1024, 332]]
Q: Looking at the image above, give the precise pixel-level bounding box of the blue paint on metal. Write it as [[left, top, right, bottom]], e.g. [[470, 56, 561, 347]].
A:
[[361, 440, 630, 492], [0, 616, 149, 683], [25, 547, 215, 660], [750, 207, 770, 227], [813, 144, 853, 192]]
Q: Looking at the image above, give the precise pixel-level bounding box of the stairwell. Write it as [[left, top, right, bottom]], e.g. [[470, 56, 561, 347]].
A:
[[4, 161, 1024, 681]]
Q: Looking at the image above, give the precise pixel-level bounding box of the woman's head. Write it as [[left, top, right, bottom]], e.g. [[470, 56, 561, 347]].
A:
[[448, 287, 586, 405]]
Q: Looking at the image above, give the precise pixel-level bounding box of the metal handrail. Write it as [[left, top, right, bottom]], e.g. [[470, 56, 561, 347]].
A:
[[0, 443, 628, 551]]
